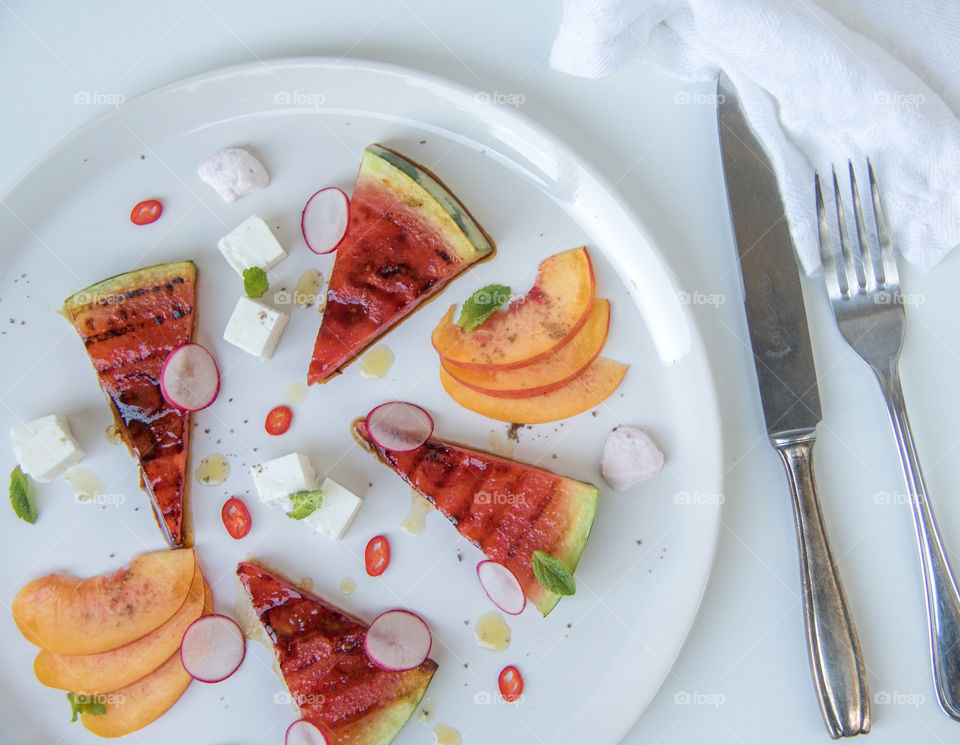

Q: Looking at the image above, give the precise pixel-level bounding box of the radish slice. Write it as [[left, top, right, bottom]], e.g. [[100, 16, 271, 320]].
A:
[[364, 610, 432, 671], [160, 343, 220, 412], [365, 402, 433, 452], [180, 614, 245, 683], [476, 560, 526, 615], [285, 719, 330, 745], [301, 187, 350, 254]]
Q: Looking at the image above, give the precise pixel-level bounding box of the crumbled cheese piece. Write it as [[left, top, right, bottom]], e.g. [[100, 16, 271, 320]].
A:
[[223, 296, 289, 359], [250, 453, 317, 511], [217, 216, 287, 276], [10, 415, 84, 482], [302, 477, 363, 540]]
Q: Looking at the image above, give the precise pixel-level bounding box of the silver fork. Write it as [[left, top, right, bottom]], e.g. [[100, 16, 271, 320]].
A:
[[816, 160, 960, 721]]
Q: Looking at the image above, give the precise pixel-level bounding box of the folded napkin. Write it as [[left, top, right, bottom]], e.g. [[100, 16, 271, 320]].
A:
[[550, 0, 960, 272]]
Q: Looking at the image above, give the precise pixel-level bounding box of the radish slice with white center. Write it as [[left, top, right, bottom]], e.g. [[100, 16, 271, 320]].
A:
[[476, 560, 526, 615], [364, 610, 432, 671], [365, 402, 434, 452], [285, 719, 330, 745], [301, 187, 350, 254], [180, 614, 246, 683], [160, 343, 220, 412]]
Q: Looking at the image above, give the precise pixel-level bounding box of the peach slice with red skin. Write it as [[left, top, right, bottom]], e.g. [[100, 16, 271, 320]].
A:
[[442, 299, 610, 398], [12, 549, 195, 655], [432, 246, 596, 369], [439, 357, 628, 423]]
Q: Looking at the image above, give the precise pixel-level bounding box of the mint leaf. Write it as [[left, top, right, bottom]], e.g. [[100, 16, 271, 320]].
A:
[[286, 489, 324, 520], [456, 284, 510, 332], [9, 466, 36, 524], [67, 692, 106, 722], [243, 266, 269, 298], [531, 550, 575, 596]]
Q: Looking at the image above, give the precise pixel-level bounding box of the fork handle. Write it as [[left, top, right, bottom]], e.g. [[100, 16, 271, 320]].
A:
[[875, 364, 960, 720], [775, 434, 871, 738]]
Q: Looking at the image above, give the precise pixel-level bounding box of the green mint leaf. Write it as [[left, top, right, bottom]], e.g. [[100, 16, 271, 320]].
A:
[[456, 284, 510, 332], [67, 692, 106, 722], [10, 466, 36, 524], [531, 550, 576, 596], [243, 266, 269, 298], [286, 489, 324, 520]]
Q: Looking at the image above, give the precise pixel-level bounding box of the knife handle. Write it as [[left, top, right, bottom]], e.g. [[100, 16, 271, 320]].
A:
[[775, 434, 871, 738]]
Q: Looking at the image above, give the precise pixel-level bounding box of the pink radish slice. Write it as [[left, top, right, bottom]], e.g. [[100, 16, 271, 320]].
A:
[[365, 402, 434, 452], [285, 719, 330, 745], [180, 614, 245, 683], [160, 343, 220, 412], [476, 560, 526, 615], [364, 610, 432, 672], [301, 187, 350, 254]]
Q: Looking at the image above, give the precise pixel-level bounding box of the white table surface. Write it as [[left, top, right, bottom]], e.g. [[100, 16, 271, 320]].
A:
[[2, 2, 959, 744]]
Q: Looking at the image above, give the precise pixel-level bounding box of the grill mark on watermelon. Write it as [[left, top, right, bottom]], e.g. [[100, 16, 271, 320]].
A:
[[80, 306, 194, 347]]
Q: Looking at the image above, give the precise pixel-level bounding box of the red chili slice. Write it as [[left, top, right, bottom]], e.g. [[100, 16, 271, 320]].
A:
[[365, 535, 391, 577], [221, 497, 251, 539], [498, 665, 524, 702], [265, 405, 293, 436], [130, 199, 163, 225]]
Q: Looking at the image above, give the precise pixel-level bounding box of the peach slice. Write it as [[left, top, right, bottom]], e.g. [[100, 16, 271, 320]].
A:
[[442, 299, 610, 397], [34, 561, 206, 693], [439, 357, 628, 423], [12, 548, 195, 655], [432, 247, 596, 369]]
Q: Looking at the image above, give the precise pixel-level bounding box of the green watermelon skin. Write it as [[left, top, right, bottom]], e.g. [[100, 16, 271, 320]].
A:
[[308, 145, 494, 385], [354, 420, 598, 615]]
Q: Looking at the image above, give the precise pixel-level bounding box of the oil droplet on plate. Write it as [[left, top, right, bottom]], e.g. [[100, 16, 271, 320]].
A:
[[339, 577, 356, 595], [64, 468, 105, 503], [487, 429, 515, 458], [195, 454, 229, 485], [401, 490, 432, 535], [359, 344, 394, 380], [474, 611, 511, 652], [284, 381, 308, 405], [293, 268, 323, 308], [417, 696, 436, 723], [432, 723, 461, 745], [104, 423, 123, 445]]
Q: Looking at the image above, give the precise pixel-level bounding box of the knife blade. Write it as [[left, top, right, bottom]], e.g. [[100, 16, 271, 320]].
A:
[[717, 72, 870, 738]]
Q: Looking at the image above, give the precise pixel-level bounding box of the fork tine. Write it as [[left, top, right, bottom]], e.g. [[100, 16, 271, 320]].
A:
[[848, 161, 878, 290], [815, 172, 842, 297], [868, 158, 899, 287], [832, 166, 857, 296]]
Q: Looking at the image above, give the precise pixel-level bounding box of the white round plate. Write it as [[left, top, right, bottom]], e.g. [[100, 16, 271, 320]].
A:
[[0, 58, 722, 745]]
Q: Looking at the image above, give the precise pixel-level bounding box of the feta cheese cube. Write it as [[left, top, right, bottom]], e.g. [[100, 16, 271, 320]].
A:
[[303, 477, 363, 541], [10, 415, 84, 482], [250, 453, 317, 511], [217, 216, 286, 275], [223, 296, 289, 359]]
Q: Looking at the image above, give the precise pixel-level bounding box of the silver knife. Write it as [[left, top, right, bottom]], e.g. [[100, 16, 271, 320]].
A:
[[716, 73, 870, 738]]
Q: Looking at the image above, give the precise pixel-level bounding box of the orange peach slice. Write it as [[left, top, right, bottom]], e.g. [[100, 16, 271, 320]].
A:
[[439, 357, 628, 423], [34, 561, 206, 693], [12, 548, 195, 655], [432, 247, 596, 369], [442, 299, 610, 397]]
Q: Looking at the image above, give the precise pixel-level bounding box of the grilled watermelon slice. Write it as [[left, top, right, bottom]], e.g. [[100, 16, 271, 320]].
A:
[[237, 562, 437, 745], [307, 144, 495, 385], [353, 420, 598, 616], [63, 261, 196, 547]]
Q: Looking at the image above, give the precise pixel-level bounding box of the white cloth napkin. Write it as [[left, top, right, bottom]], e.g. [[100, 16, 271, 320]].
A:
[[550, 0, 960, 273]]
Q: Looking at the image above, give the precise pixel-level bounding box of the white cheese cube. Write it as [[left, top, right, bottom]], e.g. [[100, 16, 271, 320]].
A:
[[10, 415, 84, 482], [303, 477, 363, 541], [217, 216, 286, 275], [223, 296, 289, 359], [250, 453, 317, 511]]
